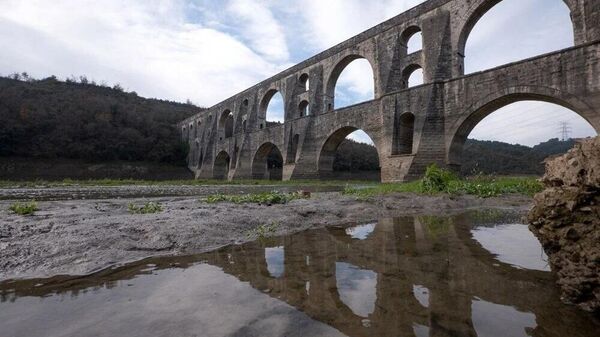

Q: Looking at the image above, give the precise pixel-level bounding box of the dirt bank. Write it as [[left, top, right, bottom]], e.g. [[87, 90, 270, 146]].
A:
[[528, 136, 600, 314], [0, 189, 532, 281]]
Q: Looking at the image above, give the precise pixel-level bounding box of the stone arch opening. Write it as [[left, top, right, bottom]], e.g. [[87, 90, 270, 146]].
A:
[[393, 112, 415, 155], [213, 151, 231, 180], [402, 26, 422, 54], [458, 0, 575, 75], [299, 73, 309, 92], [448, 93, 599, 175], [298, 100, 310, 117], [326, 55, 375, 111], [402, 64, 424, 88], [252, 142, 283, 180], [219, 110, 234, 139], [319, 127, 381, 181], [260, 89, 285, 126]]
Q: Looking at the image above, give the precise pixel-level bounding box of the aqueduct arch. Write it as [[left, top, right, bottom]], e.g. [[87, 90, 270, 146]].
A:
[[252, 142, 284, 180], [446, 87, 600, 169], [318, 126, 381, 178], [213, 151, 230, 180], [181, 0, 600, 182]]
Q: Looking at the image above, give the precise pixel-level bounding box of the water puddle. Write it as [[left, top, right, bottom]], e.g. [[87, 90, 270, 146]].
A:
[[1, 210, 598, 337]]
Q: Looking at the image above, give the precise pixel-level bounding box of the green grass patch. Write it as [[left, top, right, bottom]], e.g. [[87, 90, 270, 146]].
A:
[[203, 191, 307, 204], [343, 164, 542, 199], [246, 222, 280, 240], [9, 201, 38, 215], [128, 201, 163, 214]]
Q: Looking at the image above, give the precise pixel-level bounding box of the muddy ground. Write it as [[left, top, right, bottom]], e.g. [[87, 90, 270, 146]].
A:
[[0, 185, 533, 281]]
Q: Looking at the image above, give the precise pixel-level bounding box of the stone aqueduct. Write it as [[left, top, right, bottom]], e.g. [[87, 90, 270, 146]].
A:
[[180, 0, 600, 182]]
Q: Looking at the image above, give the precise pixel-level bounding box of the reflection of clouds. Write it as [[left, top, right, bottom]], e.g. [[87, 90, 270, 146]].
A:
[[472, 298, 537, 337], [471, 224, 550, 271], [412, 284, 429, 308], [335, 262, 378, 318], [0, 264, 344, 337], [345, 223, 376, 240], [265, 246, 285, 278]]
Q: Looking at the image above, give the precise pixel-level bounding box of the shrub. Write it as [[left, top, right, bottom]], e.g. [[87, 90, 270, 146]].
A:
[[9, 201, 38, 215], [128, 201, 163, 214], [420, 164, 458, 193]]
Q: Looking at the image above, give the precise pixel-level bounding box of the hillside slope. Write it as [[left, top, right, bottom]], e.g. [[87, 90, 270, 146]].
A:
[[0, 76, 201, 165]]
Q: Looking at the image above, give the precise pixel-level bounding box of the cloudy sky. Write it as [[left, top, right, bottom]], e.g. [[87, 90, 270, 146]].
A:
[[0, 0, 596, 146]]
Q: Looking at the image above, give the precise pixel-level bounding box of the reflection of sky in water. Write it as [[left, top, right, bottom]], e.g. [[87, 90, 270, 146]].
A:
[[265, 246, 285, 278], [471, 224, 550, 271], [345, 223, 376, 240], [0, 265, 345, 337], [412, 285, 429, 308], [472, 298, 537, 337], [335, 262, 377, 318], [413, 323, 430, 337]]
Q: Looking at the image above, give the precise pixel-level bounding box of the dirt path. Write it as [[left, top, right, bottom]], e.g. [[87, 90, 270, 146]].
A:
[[0, 189, 533, 281]]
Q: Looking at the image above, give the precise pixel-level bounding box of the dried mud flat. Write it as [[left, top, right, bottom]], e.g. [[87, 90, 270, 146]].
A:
[[0, 185, 533, 281]]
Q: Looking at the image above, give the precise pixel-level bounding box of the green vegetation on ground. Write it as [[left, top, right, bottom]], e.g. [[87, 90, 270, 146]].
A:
[[343, 164, 542, 199], [128, 201, 163, 214], [9, 201, 38, 215], [246, 222, 280, 240], [203, 191, 307, 204]]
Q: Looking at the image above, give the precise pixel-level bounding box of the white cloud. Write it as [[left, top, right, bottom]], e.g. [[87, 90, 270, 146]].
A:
[[0, 0, 285, 105], [226, 0, 289, 62]]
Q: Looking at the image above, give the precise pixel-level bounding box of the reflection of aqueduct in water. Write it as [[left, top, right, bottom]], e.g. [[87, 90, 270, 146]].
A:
[[4, 215, 596, 336], [180, 0, 600, 182], [205, 216, 593, 337]]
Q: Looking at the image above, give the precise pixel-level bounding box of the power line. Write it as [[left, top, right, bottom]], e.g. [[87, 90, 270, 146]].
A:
[[558, 121, 572, 141]]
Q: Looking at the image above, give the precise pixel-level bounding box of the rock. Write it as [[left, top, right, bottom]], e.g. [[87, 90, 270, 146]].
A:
[[527, 136, 600, 314]]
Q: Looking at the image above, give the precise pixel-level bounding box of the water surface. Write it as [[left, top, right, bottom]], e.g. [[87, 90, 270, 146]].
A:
[[1, 210, 598, 337]]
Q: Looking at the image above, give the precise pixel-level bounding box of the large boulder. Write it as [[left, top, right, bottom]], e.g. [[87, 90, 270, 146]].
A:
[[528, 136, 600, 314]]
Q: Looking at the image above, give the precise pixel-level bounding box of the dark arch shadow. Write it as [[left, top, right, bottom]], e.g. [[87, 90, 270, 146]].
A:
[[318, 126, 381, 179], [252, 142, 283, 180], [456, 0, 576, 75], [214, 151, 231, 180], [447, 91, 600, 169], [325, 55, 376, 111]]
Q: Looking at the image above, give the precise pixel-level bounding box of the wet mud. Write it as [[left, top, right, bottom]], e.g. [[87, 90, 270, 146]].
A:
[[0, 186, 532, 281]]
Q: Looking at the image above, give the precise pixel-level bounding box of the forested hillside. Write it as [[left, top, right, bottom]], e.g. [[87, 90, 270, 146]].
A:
[[461, 138, 577, 175], [333, 137, 579, 176], [0, 75, 200, 165]]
